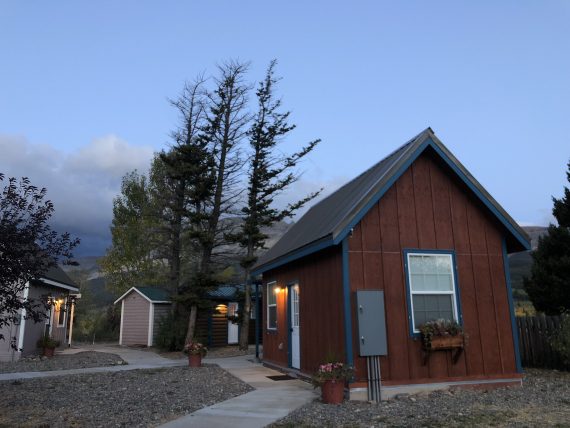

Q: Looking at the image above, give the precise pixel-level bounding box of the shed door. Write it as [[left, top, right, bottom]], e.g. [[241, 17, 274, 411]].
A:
[[289, 284, 300, 369], [227, 302, 239, 344]]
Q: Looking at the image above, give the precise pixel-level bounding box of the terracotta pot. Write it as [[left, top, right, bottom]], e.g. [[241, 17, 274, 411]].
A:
[[43, 347, 55, 358], [188, 354, 202, 367], [321, 379, 344, 404]]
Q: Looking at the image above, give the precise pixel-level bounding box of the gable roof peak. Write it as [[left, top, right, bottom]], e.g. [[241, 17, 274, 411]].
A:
[[252, 128, 530, 275]]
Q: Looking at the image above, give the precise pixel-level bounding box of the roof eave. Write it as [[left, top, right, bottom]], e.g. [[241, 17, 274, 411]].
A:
[[251, 235, 335, 276]]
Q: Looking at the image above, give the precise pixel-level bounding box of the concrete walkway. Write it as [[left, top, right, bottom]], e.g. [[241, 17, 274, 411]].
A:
[[0, 345, 186, 382], [160, 355, 317, 428]]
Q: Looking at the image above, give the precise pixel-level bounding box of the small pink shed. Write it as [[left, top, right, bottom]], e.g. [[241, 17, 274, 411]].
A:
[[114, 287, 171, 347]]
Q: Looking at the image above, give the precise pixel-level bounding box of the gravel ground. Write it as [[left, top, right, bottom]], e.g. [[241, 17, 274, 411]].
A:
[[0, 351, 127, 374], [0, 365, 253, 427], [273, 369, 570, 427]]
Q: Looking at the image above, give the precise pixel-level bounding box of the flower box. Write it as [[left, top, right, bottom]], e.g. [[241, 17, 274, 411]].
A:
[[427, 335, 465, 351]]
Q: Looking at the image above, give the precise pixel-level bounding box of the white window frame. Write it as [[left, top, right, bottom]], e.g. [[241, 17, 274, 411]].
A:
[[267, 281, 278, 330], [406, 252, 459, 334]]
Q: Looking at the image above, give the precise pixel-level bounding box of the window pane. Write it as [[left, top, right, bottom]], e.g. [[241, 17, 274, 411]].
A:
[[412, 294, 455, 328], [414, 311, 427, 329], [424, 274, 438, 290], [267, 283, 276, 305], [436, 256, 452, 274], [436, 274, 453, 291], [436, 295, 452, 313], [409, 255, 424, 274], [409, 254, 454, 292], [410, 273, 425, 291], [413, 294, 426, 311], [268, 307, 277, 329]]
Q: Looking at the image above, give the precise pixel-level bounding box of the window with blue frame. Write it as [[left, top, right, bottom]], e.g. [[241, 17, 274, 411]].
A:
[[405, 251, 460, 333]]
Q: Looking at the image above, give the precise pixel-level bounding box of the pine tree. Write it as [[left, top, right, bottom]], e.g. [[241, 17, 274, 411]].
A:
[[524, 159, 570, 315], [234, 60, 321, 349]]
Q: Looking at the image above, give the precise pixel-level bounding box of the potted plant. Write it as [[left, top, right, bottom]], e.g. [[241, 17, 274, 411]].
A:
[[419, 319, 466, 364], [36, 334, 60, 357], [183, 341, 207, 367], [312, 362, 354, 404]]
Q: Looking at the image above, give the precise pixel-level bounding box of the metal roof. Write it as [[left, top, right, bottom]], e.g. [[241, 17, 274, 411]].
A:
[[135, 287, 172, 302], [207, 284, 259, 301], [253, 128, 530, 275], [40, 266, 79, 291]]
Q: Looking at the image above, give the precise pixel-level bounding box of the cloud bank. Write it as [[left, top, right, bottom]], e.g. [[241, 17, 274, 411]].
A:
[[0, 135, 154, 256], [0, 135, 349, 257]]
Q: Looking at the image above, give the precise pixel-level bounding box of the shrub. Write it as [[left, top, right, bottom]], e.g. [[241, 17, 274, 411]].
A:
[[155, 312, 187, 351], [37, 334, 60, 349]]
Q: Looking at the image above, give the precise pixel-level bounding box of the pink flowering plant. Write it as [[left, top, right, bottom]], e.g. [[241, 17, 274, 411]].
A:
[[312, 362, 354, 387], [183, 341, 208, 356]]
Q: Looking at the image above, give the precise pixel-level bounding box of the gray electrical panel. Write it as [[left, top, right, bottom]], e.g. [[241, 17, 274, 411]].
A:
[[356, 290, 388, 356]]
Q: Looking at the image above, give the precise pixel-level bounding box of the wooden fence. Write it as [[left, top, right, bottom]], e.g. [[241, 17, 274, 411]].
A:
[[516, 315, 566, 370]]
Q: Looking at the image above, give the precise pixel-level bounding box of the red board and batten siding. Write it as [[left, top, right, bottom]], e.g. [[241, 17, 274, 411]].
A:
[[263, 246, 345, 373], [348, 151, 517, 385]]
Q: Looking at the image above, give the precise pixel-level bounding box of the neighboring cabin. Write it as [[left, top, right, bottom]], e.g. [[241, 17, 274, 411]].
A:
[[0, 266, 80, 362], [115, 285, 261, 347], [252, 128, 530, 400]]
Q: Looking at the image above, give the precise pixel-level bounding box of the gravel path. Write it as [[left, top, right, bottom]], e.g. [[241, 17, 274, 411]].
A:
[[0, 365, 253, 427], [273, 369, 570, 427], [0, 351, 126, 374]]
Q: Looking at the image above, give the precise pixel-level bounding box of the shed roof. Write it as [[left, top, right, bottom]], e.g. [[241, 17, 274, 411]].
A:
[[114, 286, 172, 305], [252, 128, 530, 275]]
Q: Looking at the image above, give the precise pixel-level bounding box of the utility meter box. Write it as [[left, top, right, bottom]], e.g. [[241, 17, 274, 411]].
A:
[[356, 290, 388, 356]]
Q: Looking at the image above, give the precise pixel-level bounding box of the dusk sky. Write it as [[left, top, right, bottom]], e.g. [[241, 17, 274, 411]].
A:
[[1, 1, 569, 256]]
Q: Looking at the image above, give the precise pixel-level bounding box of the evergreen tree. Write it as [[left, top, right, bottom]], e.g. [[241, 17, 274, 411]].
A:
[[234, 60, 321, 349], [525, 159, 570, 315], [182, 60, 250, 343]]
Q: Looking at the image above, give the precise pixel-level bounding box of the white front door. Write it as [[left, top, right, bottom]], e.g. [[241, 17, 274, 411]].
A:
[[227, 302, 239, 344], [290, 284, 300, 369]]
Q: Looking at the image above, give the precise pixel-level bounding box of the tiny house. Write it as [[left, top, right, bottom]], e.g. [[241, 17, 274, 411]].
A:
[[252, 128, 530, 400], [0, 266, 80, 362]]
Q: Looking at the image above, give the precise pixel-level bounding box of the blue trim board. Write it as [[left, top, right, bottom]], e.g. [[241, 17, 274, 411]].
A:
[[342, 238, 354, 367], [502, 238, 523, 373], [402, 249, 463, 339], [251, 237, 334, 276]]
